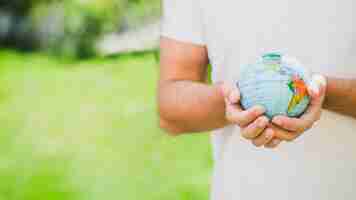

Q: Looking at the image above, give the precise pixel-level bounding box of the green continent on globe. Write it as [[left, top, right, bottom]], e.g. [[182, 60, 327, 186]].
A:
[[238, 52, 310, 119]]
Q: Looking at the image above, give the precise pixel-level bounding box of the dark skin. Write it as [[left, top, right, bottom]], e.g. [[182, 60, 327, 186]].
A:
[[324, 78, 356, 118], [158, 37, 356, 148]]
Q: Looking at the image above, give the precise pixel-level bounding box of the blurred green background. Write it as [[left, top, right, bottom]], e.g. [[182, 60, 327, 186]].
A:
[[0, 1, 212, 200]]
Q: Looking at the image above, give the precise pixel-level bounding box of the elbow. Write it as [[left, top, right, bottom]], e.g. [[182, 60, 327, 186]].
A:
[[157, 88, 189, 136], [159, 117, 186, 136], [158, 102, 187, 136]]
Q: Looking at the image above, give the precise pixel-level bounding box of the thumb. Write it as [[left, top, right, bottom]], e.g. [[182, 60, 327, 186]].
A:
[[308, 74, 327, 97], [221, 82, 240, 104], [307, 74, 327, 105]]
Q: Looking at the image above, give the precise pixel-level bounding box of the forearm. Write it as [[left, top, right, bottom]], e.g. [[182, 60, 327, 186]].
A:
[[158, 80, 229, 134], [323, 77, 356, 118]]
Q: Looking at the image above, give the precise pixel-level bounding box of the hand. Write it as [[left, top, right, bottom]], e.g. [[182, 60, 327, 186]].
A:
[[221, 83, 276, 147], [266, 74, 327, 148]]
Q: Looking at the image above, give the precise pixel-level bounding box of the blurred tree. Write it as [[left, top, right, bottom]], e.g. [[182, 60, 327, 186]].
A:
[[0, 0, 36, 50], [30, 0, 125, 58], [0, 0, 160, 59], [0, 0, 32, 16]]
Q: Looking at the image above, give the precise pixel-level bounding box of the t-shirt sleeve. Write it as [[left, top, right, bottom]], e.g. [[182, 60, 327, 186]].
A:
[[161, 0, 205, 46]]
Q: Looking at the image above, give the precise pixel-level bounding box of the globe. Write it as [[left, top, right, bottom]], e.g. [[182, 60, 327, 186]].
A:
[[238, 52, 311, 119]]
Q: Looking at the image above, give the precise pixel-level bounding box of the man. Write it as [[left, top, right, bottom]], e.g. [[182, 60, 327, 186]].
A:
[[158, 0, 356, 199]]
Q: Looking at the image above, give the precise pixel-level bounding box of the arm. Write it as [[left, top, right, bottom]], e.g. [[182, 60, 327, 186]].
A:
[[158, 37, 229, 134], [158, 37, 272, 145], [324, 77, 356, 118]]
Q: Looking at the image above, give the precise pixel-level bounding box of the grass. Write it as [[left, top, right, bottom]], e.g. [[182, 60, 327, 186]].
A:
[[0, 50, 212, 200]]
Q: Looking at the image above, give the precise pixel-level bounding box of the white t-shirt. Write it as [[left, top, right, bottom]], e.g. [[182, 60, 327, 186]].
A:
[[161, 0, 356, 199]]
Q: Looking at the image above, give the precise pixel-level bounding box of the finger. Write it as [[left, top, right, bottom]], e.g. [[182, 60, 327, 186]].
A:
[[221, 82, 241, 105], [221, 82, 233, 98], [252, 128, 274, 147], [228, 87, 240, 104], [298, 84, 326, 126], [265, 138, 282, 149], [272, 115, 306, 132], [307, 84, 326, 107], [300, 105, 321, 128], [228, 105, 266, 127], [225, 101, 244, 124], [307, 74, 327, 107], [269, 124, 299, 142], [308, 74, 327, 97], [241, 116, 269, 139]]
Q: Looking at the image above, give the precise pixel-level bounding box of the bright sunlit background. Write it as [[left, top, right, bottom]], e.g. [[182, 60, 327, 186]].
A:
[[0, 1, 212, 199]]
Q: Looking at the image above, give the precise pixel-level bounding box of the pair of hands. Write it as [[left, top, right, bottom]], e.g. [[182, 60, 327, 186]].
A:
[[221, 75, 327, 148]]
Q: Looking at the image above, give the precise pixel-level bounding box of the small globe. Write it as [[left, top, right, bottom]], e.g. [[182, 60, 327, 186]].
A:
[[238, 53, 311, 119]]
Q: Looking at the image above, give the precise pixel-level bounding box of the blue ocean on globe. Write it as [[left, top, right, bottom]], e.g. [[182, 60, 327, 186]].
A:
[[238, 52, 311, 119]]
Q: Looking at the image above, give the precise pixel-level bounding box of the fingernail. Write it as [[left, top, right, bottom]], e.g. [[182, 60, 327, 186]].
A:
[[273, 118, 283, 126], [221, 83, 232, 97], [313, 74, 327, 87], [258, 118, 267, 128], [224, 97, 231, 105], [309, 74, 327, 96], [272, 139, 281, 145], [229, 90, 240, 103], [266, 129, 274, 138], [255, 106, 266, 115], [308, 83, 320, 96]]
